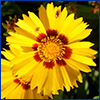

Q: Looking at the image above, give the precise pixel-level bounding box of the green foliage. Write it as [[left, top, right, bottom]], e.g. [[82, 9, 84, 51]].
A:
[[1, 1, 99, 99]]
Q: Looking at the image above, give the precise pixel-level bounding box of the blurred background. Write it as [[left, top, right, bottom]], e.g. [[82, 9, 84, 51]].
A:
[[1, 1, 99, 99]]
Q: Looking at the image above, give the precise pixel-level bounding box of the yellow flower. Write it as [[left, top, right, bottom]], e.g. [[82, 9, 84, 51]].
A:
[[6, 2, 97, 96], [1, 46, 49, 99]]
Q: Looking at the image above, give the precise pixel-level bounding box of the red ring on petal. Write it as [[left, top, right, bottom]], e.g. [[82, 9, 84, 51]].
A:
[[58, 34, 68, 44], [32, 43, 38, 51], [43, 61, 55, 69], [37, 33, 47, 42], [63, 46, 72, 59], [21, 83, 30, 90], [47, 29, 58, 37], [33, 52, 42, 62], [56, 59, 66, 66], [13, 79, 21, 84]]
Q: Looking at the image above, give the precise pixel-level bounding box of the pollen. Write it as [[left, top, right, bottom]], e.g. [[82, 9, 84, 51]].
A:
[[37, 32, 65, 62]]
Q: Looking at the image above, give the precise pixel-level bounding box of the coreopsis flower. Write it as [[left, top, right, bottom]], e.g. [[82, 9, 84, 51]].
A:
[[1, 46, 49, 99], [6, 2, 97, 96]]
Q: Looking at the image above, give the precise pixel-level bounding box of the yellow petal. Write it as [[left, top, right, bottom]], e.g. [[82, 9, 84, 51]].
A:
[[67, 22, 89, 40], [1, 59, 10, 66], [43, 69, 53, 95], [53, 6, 61, 30], [22, 14, 36, 29], [55, 64, 64, 91], [28, 11, 46, 34], [6, 84, 24, 99], [39, 5, 49, 30], [77, 72, 83, 83], [69, 29, 92, 43], [1, 80, 13, 91], [6, 36, 33, 47], [72, 48, 98, 58], [11, 51, 35, 65], [1, 59, 11, 71], [64, 65, 80, 88], [14, 27, 37, 40], [31, 62, 48, 93], [57, 7, 68, 32], [24, 89, 33, 99], [9, 45, 22, 57], [70, 53, 96, 66], [11, 56, 34, 74], [46, 2, 54, 29], [14, 58, 39, 78], [8, 32, 37, 45], [66, 58, 92, 72], [60, 66, 71, 91], [1, 82, 18, 99], [67, 41, 94, 48], [60, 13, 74, 34], [16, 19, 38, 36], [1, 50, 15, 61], [1, 71, 12, 77], [62, 17, 83, 36], [52, 66, 61, 94]]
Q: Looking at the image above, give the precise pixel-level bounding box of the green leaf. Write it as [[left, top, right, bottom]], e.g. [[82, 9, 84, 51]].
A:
[[76, 81, 87, 98], [54, 1, 64, 6], [1, 1, 23, 17], [53, 90, 63, 99], [3, 32, 10, 36], [76, 4, 99, 20], [77, 4, 91, 13]]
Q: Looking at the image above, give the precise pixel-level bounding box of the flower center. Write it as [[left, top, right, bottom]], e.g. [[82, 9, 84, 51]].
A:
[[37, 36, 65, 62]]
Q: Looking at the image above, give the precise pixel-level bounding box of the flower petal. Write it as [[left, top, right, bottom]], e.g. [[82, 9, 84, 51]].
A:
[[67, 41, 94, 48], [72, 48, 98, 58], [69, 29, 92, 43], [67, 22, 89, 40], [70, 53, 96, 66], [46, 2, 54, 29], [60, 13, 74, 34], [66, 58, 92, 72], [31, 62, 48, 93], [57, 7, 68, 32], [14, 27, 37, 40], [39, 5, 49, 30], [28, 11, 46, 34]]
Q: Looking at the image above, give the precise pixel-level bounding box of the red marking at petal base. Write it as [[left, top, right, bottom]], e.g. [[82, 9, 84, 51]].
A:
[[33, 52, 42, 62], [37, 33, 47, 42], [58, 34, 68, 44], [47, 29, 58, 37], [32, 43, 38, 51], [43, 61, 55, 69], [21, 83, 30, 90], [63, 46, 72, 59], [56, 59, 66, 66], [13, 79, 21, 84]]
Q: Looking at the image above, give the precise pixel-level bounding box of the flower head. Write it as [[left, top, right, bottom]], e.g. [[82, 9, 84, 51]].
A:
[[1, 46, 49, 99], [6, 2, 97, 96]]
